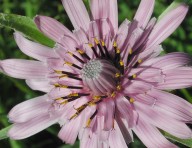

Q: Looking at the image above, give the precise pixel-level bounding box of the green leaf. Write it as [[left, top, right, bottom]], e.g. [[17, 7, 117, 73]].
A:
[[0, 125, 12, 140], [0, 13, 55, 47], [163, 131, 192, 147]]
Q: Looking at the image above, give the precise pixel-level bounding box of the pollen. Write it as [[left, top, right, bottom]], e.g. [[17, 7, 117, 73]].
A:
[[115, 73, 121, 78], [138, 59, 142, 63], [116, 85, 121, 90], [129, 98, 135, 103], [132, 74, 137, 79]]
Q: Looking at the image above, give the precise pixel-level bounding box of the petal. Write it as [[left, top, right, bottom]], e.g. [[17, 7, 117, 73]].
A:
[[98, 100, 115, 131], [34, 15, 76, 43], [48, 88, 72, 99], [116, 19, 130, 50], [0, 59, 48, 79], [133, 118, 177, 148], [145, 89, 192, 122], [147, 3, 188, 48], [141, 52, 192, 70], [116, 116, 133, 144], [90, 0, 118, 32], [8, 95, 51, 123], [115, 95, 134, 128], [26, 79, 53, 92], [58, 115, 82, 144], [61, 0, 90, 31], [14, 32, 58, 62], [134, 0, 155, 28], [109, 121, 128, 148], [8, 113, 58, 140], [157, 67, 192, 89], [135, 102, 192, 139]]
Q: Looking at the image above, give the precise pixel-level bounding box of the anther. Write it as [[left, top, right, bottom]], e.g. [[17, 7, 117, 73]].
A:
[[129, 98, 135, 103]]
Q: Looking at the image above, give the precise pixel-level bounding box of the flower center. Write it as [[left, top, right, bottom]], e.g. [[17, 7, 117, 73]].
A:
[[81, 59, 120, 95]]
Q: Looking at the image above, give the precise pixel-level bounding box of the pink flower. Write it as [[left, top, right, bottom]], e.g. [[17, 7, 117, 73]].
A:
[[0, 0, 192, 147]]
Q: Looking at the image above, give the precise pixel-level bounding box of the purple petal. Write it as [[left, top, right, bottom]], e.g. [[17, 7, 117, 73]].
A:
[[34, 15, 76, 43], [135, 102, 192, 139], [8, 113, 58, 140], [8, 95, 51, 123], [14, 32, 58, 62], [141, 52, 192, 70], [147, 3, 188, 48], [26, 79, 53, 93], [133, 118, 177, 148], [61, 0, 90, 31], [146, 89, 192, 122], [134, 0, 155, 28], [58, 115, 82, 144], [0, 59, 48, 79], [90, 0, 118, 32], [109, 121, 128, 148]]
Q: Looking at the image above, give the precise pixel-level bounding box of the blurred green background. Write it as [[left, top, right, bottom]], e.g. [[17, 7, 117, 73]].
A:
[[0, 0, 192, 147]]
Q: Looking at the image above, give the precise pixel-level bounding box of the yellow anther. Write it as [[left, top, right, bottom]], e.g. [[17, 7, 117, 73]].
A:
[[113, 41, 117, 47], [88, 43, 93, 48], [101, 40, 105, 46], [54, 83, 68, 88], [67, 52, 73, 56], [138, 59, 142, 64], [117, 85, 121, 91], [55, 98, 63, 101], [115, 73, 121, 78], [54, 70, 62, 74], [129, 49, 133, 55], [132, 74, 137, 79], [111, 92, 116, 98], [94, 38, 100, 44], [54, 83, 61, 87], [86, 119, 92, 127], [65, 61, 73, 66], [129, 98, 135, 103], [61, 100, 68, 105], [116, 48, 121, 54], [77, 49, 84, 54], [70, 114, 78, 120], [68, 93, 79, 97], [59, 74, 68, 79], [93, 96, 101, 100], [119, 60, 124, 66], [88, 102, 96, 106]]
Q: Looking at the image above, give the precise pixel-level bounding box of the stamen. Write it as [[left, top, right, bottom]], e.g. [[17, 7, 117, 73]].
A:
[[101, 40, 111, 58], [94, 38, 105, 57], [64, 61, 82, 70], [54, 83, 83, 89], [60, 75, 82, 81], [76, 48, 91, 60], [133, 59, 142, 68], [54, 70, 77, 76], [86, 109, 98, 127], [67, 52, 85, 64], [111, 92, 116, 98], [119, 60, 124, 74], [116, 85, 121, 91], [88, 43, 99, 58], [115, 73, 121, 78], [128, 74, 137, 80], [129, 98, 135, 103]]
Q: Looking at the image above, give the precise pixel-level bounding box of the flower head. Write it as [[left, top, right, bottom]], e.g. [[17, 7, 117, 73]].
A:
[[0, 0, 192, 147]]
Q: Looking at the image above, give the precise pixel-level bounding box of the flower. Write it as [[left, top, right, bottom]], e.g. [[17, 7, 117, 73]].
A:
[[0, 0, 192, 147]]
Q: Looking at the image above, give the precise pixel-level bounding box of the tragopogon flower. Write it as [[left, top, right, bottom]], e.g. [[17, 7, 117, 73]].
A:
[[0, 0, 192, 147]]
